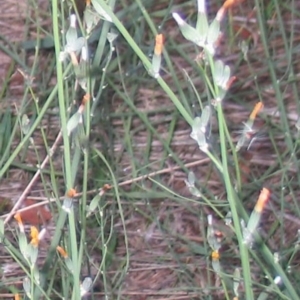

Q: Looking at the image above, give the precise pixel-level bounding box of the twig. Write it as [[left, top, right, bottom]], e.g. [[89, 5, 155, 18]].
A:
[[4, 131, 62, 224], [1, 158, 209, 219]]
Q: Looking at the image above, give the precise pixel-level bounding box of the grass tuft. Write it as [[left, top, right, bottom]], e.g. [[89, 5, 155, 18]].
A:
[[0, 0, 300, 299]]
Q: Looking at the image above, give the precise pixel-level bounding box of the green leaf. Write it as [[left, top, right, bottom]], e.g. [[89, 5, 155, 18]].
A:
[[23, 277, 31, 298], [214, 60, 224, 86], [151, 53, 162, 78], [190, 117, 208, 152], [84, 5, 101, 34], [91, 0, 112, 22], [188, 171, 196, 185], [207, 18, 220, 46], [81, 277, 93, 297], [172, 13, 204, 47], [65, 37, 85, 53], [196, 12, 208, 43], [233, 268, 241, 297], [87, 194, 101, 216], [67, 112, 82, 136], [21, 114, 31, 135], [28, 244, 39, 266], [19, 232, 28, 259]]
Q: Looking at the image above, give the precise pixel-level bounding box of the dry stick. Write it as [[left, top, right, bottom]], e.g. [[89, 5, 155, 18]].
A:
[[4, 156, 300, 227], [4, 131, 63, 224], [1, 158, 210, 219]]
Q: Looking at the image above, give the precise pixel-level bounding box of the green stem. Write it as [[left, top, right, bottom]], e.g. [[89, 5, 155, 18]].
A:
[[95, 0, 193, 125], [52, 1, 80, 299], [216, 103, 254, 300]]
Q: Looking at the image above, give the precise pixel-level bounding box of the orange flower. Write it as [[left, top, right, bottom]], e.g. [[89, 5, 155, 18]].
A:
[[14, 294, 20, 300], [211, 250, 220, 261], [223, 0, 236, 9], [255, 188, 270, 213], [223, 0, 243, 9], [14, 213, 24, 233], [57, 246, 68, 258], [98, 184, 112, 196], [30, 226, 39, 239], [249, 102, 263, 121], [30, 226, 39, 247], [82, 93, 90, 106], [216, 0, 243, 21], [154, 34, 164, 56], [14, 213, 23, 225], [102, 184, 111, 192], [67, 188, 77, 198]]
